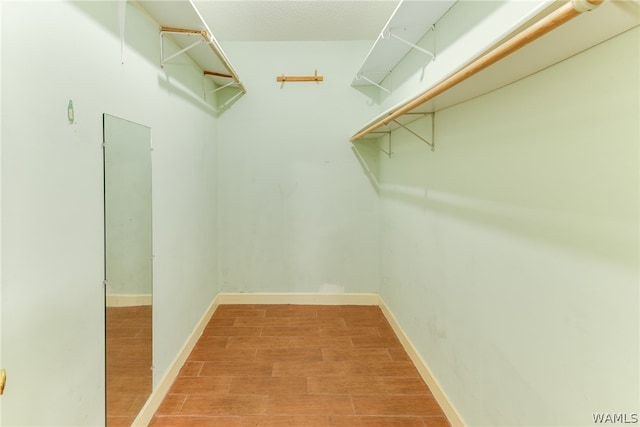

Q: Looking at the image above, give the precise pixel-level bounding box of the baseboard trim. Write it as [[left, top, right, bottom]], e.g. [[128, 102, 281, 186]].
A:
[[132, 294, 221, 427], [106, 293, 152, 307], [133, 292, 463, 426], [376, 296, 465, 427], [216, 292, 380, 306]]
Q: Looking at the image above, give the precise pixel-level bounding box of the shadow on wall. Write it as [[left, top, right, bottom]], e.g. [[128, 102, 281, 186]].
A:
[[72, 1, 222, 116], [351, 112, 638, 271]]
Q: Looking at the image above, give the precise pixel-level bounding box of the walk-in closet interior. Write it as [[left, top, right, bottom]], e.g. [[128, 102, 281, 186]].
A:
[[0, 0, 638, 426]]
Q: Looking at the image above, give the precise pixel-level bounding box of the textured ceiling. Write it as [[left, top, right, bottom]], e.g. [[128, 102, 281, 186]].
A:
[[192, 0, 400, 41]]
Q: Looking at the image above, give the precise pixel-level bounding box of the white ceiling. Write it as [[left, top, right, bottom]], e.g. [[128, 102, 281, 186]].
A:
[[192, 0, 400, 41]]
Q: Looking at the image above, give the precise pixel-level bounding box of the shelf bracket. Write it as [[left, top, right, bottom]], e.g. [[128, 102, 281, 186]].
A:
[[367, 131, 393, 158], [385, 26, 436, 61], [391, 112, 435, 151], [355, 73, 391, 94], [213, 89, 244, 113], [206, 80, 235, 96], [160, 28, 208, 68]]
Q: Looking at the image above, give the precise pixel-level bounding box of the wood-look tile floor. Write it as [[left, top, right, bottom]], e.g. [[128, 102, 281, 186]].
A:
[[150, 304, 450, 427], [106, 305, 152, 427]]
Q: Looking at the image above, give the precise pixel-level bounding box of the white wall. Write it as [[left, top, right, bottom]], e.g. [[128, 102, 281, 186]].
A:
[[373, 26, 639, 426], [216, 41, 380, 295], [1, 1, 219, 425]]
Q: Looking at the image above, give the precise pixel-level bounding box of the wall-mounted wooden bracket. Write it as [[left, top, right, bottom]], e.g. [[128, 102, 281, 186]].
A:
[[204, 70, 233, 79], [277, 70, 324, 83]]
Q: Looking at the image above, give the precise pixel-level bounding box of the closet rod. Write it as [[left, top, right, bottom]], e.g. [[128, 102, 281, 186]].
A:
[[350, 0, 603, 142], [187, 0, 247, 94]]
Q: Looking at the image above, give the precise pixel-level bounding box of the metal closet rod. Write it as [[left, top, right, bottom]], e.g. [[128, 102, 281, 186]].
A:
[[350, 0, 604, 142], [186, 0, 247, 94]]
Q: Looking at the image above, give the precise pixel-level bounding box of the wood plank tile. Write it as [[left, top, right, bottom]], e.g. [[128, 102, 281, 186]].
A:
[[383, 377, 431, 395], [170, 376, 232, 395], [351, 335, 402, 349], [314, 306, 344, 318], [423, 416, 452, 427], [330, 416, 426, 427], [149, 304, 451, 427], [203, 326, 263, 337], [181, 395, 269, 416], [229, 376, 307, 395], [342, 316, 387, 328], [288, 336, 354, 349], [155, 394, 187, 415], [239, 416, 331, 427], [322, 349, 393, 362], [307, 376, 387, 395], [289, 317, 347, 328], [106, 393, 141, 416], [265, 305, 318, 318], [179, 361, 204, 377], [234, 317, 291, 327], [150, 416, 242, 427], [226, 336, 292, 349], [256, 348, 323, 363], [387, 347, 412, 361], [272, 361, 347, 377], [205, 317, 236, 327], [352, 395, 443, 416], [261, 326, 320, 337], [267, 395, 354, 416], [319, 327, 379, 337], [191, 336, 230, 350], [107, 375, 153, 394], [338, 306, 383, 318], [200, 361, 274, 377], [376, 324, 400, 338], [189, 347, 257, 362], [346, 361, 420, 378]]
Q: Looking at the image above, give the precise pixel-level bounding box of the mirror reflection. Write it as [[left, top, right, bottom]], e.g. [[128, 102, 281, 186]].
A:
[[103, 114, 153, 426]]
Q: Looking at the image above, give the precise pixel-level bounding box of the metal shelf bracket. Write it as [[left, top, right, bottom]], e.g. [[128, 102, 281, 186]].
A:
[[390, 112, 435, 152], [384, 25, 436, 61], [355, 73, 392, 94], [160, 28, 208, 68]]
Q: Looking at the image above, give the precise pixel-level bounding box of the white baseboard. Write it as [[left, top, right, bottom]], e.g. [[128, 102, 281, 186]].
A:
[[133, 292, 463, 427], [216, 292, 380, 306], [377, 296, 465, 427], [106, 293, 152, 307], [131, 294, 221, 427]]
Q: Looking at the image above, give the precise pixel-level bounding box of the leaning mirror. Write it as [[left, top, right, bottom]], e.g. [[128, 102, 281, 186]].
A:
[[103, 114, 153, 426]]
